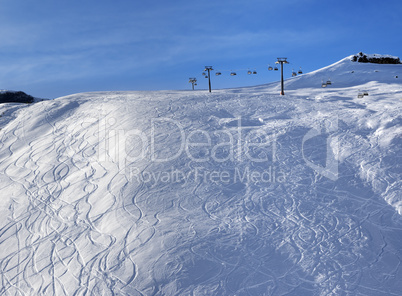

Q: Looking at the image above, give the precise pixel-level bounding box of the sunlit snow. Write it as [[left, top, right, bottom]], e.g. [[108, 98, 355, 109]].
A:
[[0, 55, 401, 295]]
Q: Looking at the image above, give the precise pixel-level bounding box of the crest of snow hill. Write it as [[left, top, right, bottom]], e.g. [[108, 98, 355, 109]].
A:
[[351, 52, 402, 64], [0, 52, 400, 104]]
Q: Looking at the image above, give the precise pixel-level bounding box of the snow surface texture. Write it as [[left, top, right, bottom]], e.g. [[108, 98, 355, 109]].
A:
[[0, 56, 401, 295]]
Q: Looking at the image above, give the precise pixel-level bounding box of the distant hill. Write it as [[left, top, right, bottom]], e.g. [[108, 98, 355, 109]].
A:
[[280, 54, 402, 91], [0, 90, 35, 104]]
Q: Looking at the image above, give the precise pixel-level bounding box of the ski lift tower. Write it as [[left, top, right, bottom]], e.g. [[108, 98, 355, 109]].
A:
[[189, 77, 197, 90], [204, 66, 213, 92], [276, 58, 289, 95]]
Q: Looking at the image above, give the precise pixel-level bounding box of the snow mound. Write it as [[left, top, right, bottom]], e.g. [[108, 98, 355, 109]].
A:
[[0, 56, 402, 295], [283, 54, 402, 90]]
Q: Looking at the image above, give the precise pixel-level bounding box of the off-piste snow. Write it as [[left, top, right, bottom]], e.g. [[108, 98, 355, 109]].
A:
[[0, 55, 401, 295]]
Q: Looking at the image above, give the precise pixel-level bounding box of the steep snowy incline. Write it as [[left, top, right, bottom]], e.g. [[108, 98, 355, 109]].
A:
[[0, 57, 401, 295], [284, 55, 402, 90]]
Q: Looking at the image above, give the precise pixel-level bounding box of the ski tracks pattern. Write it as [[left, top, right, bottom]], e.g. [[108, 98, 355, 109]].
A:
[[0, 92, 401, 295]]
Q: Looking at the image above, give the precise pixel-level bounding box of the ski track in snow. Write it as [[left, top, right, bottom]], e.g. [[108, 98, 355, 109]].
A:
[[0, 57, 402, 295]]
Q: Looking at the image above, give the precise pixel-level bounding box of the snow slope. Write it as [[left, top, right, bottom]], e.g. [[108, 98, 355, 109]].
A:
[[0, 56, 401, 295]]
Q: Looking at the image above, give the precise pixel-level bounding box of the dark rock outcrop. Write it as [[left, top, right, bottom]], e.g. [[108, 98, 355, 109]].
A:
[[351, 52, 402, 64], [0, 91, 35, 104]]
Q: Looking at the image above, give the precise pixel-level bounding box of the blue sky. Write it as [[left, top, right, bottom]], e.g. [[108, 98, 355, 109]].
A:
[[1, 0, 401, 98]]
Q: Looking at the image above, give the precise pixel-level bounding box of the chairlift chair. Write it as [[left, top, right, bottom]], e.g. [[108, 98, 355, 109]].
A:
[[202, 72, 206, 76], [216, 72, 222, 76], [274, 66, 278, 71], [230, 72, 237, 76], [253, 69, 257, 74], [268, 65, 273, 71], [326, 79, 332, 85], [321, 81, 327, 88], [247, 70, 252, 75], [292, 69, 297, 77], [298, 67, 303, 74]]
